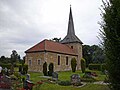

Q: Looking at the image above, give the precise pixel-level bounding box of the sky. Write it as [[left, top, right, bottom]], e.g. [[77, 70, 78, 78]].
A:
[[0, 0, 103, 58]]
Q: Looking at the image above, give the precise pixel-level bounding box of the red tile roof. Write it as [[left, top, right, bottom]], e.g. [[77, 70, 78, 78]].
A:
[[25, 39, 77, 56]]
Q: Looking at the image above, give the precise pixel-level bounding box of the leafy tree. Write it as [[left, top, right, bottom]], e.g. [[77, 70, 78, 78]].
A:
[[51, 37, 61, 42], [81, 58, 86, 73], [0, 56, 11, 64], [83, 45, 105, 66], [82, 45, 92, 67], [43, 62, 47, 76], [71, 58, 77, 72], [10, 50, 20, 74], [91, 45, 105, 63], [100, 0, 120, 89]]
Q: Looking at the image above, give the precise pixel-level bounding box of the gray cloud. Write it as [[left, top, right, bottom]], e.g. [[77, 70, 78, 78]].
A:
[[0, 0, 102, 57]]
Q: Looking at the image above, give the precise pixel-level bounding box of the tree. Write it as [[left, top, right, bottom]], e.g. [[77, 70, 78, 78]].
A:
[[82, 45, 105, 66], [82, 45, 92, 67], [100, 0, 120, 89], [71, 58, 77, 72], [43, 62, 47, 76], [81, 58, 86, 73], [51, 37, 61, 42], [90, 45, 105, 63], [0, 56, 11, 64], [10, 50, 20, 74]]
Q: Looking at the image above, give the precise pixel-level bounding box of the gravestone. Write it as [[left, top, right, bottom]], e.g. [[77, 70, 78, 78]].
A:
[[52, 72, 58, 81], [71, 74, 81, 85], [0, 66, 2, 73], [26, 74, 30, 80]]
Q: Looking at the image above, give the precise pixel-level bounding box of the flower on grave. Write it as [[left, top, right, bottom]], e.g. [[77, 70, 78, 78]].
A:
[[37, 81, 43, 85]]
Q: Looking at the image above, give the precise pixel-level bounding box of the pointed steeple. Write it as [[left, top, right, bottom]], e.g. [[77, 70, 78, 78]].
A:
[[61, 5, 83, 44], [67, 5, 75, 35]]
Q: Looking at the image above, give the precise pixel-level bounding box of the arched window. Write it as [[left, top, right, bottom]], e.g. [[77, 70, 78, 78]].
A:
[[66, 56, 68, 65], [29, 60, 32, 65], [71, 46, 73, 49], [58, 56, 60, 65], [38, 59, 41, 65]]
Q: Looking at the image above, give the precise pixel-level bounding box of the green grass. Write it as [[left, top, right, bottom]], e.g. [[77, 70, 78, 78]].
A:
[[27, 70, 109, 90], [38, 83, 109, 90]]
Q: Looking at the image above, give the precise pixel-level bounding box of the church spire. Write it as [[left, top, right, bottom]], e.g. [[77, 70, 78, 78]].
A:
[[61, 6, 83, 44], [67, 5, 75, 35]]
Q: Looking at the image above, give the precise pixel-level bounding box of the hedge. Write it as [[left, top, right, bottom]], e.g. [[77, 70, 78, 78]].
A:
[[71, 58, 77, 72], [88, 64, 106, 71], [0, 63, 28, 74], [0, 63, 11, 69], [81, 58, 86, 73]]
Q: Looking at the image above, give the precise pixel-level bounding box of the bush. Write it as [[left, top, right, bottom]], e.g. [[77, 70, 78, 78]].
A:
[[0, 63, 11, 69], [19, 65, 22, 72], [58, 81, 71, 86], [81, 58, 86, 73], [48, 63, 54, 76], [18, 64, 28, 74], [14, 72, 21, 79], [23, 64, 28, 74], [81, 77, 96, 82], [101, 64, 106, 73], [43, 62, 47, 76], [71, 58, 77, 72], [88, 64, 102, 71]]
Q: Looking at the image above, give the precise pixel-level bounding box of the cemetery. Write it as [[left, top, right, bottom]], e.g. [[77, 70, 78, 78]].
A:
[[0, 65, 109, 90]]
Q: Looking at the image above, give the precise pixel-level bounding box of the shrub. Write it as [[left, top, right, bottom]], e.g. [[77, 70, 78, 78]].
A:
[[101, 64, 106, 73], [81, 58, 86, 73], [19, 65, 22, 72], [58, 81, 71, 86], [23, 64, 28, 74], [43, 62, 47, 76], [17, 64, 28, 74], [14, 72, 21, 79], [88, 64, 102, 71], [71, 58, 77, 72], [48, 63, 54, 76], [81, 77, 96, 82], [0, 63, 11, 69]]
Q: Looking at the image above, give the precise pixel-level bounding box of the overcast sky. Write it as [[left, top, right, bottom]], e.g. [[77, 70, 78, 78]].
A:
[[0, 0, 103, 57]]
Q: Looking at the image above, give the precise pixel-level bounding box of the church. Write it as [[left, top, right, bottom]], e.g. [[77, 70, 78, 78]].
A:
[[25, 6, 83, 72]]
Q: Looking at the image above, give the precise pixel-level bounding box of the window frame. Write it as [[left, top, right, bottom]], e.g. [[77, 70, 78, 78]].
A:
[[28, 60, 32, 65], [58, 55, 60, 65], [38, 59, 41, 65], [66, 56, 68, 65]]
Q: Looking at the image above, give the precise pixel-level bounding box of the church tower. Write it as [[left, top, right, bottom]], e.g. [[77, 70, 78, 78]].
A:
[[61, 6, 83, 70]]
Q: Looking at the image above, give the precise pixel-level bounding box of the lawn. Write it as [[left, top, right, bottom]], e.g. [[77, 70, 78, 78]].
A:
[[27, 70, 110, 90]]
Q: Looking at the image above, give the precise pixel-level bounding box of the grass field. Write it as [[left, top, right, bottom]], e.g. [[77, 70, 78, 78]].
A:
[[27, 70, 110, 90]]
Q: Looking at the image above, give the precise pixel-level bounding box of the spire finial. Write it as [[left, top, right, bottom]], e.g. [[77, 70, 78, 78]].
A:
[[70, 4, 71, 7]]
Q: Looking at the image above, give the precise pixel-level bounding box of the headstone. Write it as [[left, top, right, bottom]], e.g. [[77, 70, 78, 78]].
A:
[[71, 74, 81, 85], [0, 66, 2, 73], [84, 71, 92, 78], [26, 74, 30, 80], [52, 72, 58, 81]]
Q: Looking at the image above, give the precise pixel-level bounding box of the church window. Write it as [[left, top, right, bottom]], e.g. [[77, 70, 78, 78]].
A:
[[58, 56, 60, 65], [29, 60, 32, 65], [38, 60, 41, 65], [66, 56, 68, 65]]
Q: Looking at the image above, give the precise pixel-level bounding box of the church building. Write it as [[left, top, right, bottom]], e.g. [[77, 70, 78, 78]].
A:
[[25, 6, 83, 72]]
